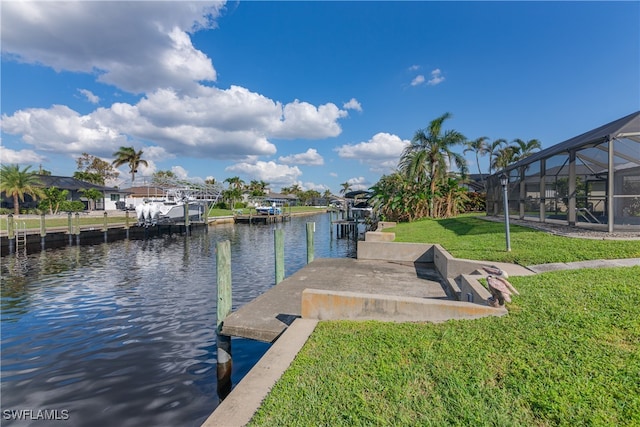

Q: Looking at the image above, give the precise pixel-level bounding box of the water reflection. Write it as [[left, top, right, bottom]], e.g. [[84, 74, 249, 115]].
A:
[[1, 213, 353, 426]]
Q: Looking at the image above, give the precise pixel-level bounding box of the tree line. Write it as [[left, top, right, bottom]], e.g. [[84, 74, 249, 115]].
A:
[[2, 116, 540, 218], [369, 112, 541, 222], [0, 145, 344, 214]]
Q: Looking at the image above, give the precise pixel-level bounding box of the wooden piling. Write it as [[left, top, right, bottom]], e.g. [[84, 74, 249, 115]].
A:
[[40, 213, 46, 249], [125, 211, 130, 239], [274, 229, 284, 285], [67, 212, 73, 245], [184, 203, 190, 235], [74, 213, 80, 244], [216, 240, 233, 400], [306, 222, 314, 264], [7, 214, 15, 253]]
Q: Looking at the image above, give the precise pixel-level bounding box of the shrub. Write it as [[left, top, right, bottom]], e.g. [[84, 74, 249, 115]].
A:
[[60, 201, 85, 212]]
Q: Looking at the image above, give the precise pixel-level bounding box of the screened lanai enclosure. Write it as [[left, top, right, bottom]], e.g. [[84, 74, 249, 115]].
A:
[[486, 111, 640, 232]]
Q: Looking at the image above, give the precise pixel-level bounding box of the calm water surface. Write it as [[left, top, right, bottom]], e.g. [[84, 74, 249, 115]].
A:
[[1, 213, 355, 426]]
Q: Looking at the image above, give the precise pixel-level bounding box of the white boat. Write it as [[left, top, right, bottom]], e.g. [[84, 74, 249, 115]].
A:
[[135, 189, 202, 226], [255, 205, 282, 215]]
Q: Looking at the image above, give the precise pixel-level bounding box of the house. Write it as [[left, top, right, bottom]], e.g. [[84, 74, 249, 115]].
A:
[[0, 175, 130, 211], [251, 192, 299, 207]]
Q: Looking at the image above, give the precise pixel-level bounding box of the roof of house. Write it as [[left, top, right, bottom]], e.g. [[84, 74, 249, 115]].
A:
[[35, 175, 126, 193], [264, 192, 299, 200]]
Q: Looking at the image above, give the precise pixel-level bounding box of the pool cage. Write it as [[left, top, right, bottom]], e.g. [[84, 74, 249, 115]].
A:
[[486, 111, 640, 232]]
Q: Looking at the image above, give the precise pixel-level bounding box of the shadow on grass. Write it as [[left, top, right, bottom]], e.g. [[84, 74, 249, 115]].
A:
[[436, 216, 535, 237]]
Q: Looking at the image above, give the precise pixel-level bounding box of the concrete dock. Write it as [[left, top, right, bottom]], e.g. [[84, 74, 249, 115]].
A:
[[220, 258, 451, 342]]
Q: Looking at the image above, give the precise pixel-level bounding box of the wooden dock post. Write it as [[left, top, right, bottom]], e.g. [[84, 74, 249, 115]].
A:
[[74, 213, 80, 244], [306, 222, 315, 264], [67, 212, 73, 245], [125, 211, 130, 239], [184, 203, 190, 235], [274, 229, 284, 284], [216, 240, 233, 400], [7, 214, 15, 254], [103, 211, 108, 242], [203, 203, 209, 232], [40, 213, 46, 249]]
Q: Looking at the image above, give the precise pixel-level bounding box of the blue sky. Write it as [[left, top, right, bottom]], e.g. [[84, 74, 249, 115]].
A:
[[2, 1, 638, 194]]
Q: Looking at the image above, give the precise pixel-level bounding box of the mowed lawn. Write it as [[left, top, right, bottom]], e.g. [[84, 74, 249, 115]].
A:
[[250, 266, 640, 426], [385, 215, 640, 265], [250, 217, 639, 426]]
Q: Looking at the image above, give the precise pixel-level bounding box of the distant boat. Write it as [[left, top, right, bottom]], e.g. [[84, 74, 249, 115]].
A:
[[135, 189, 202, 226], [255, 206, 282, 215]]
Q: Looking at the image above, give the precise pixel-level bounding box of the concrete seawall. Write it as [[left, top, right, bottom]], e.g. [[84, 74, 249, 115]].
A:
[[301, 289, 507, 322]]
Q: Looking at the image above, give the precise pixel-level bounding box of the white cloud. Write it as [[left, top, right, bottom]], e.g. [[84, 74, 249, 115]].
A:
[[225, 161, 302, 186], [335, 133, 408, 174], [336, 132, 409, 161], [411, 75, 425, 86], [427, 68, 445, 86], [346, 176, 369, 191], [1, 84, 353, 161], [0, 146, 46, 164], [409, 68, 445, 87], [78, 89, 100, 104], [301, 181, 329, 192], [279, 148, 324, 166], [1, 1, 355, 167], [408, 65, 420, 71], [343, 98, 362, 112], [1, 105, 129, 155], [171, 165, 189, 180], [329, 172, 338, 177], [271, 100, 348, 139], [1, 1, 224, 94]]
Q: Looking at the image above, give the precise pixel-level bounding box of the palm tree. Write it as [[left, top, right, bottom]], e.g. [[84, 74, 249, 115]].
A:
[[112, 146, 148, 184], [248, 180, 269, 197], [511, 138, 542, 162], [463, 136, 489, 188], [0, 164, 45, 215], [339, 182, 352, 196], [492, 146, 519, 171], [487, 138, 506, 176], [399, 112, 467, 216], [224, 176, 245, 209], [79, 187, 103, 211]]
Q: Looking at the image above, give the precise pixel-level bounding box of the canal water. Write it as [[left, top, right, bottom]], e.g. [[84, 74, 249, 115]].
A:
[[1, 213, 356, 426]]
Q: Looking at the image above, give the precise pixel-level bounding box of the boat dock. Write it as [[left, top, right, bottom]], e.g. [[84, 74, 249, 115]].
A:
[[234, 213, 291, 225], [219, 239, 535, 343], [0, 216, 208, 255], [220, 257, 452, 342]]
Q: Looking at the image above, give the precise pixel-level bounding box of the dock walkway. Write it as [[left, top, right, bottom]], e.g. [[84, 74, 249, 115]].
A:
[[220, 258, 450, 342]]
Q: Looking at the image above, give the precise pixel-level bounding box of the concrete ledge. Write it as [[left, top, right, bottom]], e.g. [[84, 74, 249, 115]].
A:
[[376, 221, 397, 230], [459, 274, 493, 305], [202, 318, 319, 427], [446, 277, 462, 301], [357, 241, 435, 263], [301, 289, 507, 323], [357, 241, 533, 279], [364, 231, 396, 242]]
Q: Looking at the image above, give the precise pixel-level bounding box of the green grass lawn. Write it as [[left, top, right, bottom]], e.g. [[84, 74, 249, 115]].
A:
[[1, 214, 134, 231], [385, 215, 640, 265], [250, 266, 640, 426]]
